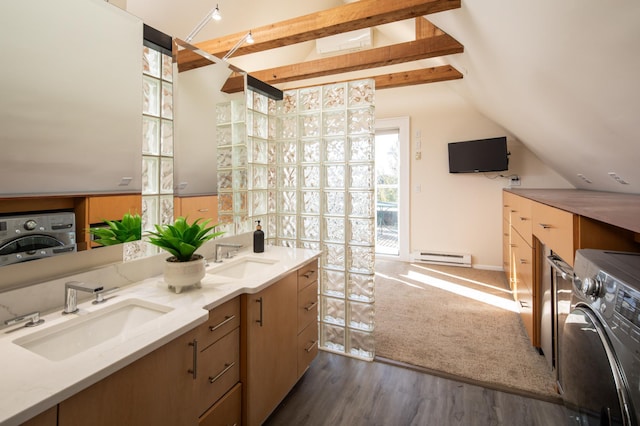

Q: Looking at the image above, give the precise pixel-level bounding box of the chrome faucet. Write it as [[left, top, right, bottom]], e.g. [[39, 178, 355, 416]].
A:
[[214, 243, 243, 263], [4, 311, 44, 328], [63, 281, 104, 314]]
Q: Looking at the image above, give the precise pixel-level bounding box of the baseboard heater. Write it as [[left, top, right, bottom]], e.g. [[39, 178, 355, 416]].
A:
[[411, 251, 472, 268]]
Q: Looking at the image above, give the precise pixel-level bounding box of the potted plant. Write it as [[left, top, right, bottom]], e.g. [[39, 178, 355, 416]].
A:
[[147, 216, 224, 293], [88, 212, 142, 246]]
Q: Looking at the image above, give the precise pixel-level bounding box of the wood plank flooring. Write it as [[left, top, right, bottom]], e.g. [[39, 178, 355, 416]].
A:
[[264, 351, 568, 426]]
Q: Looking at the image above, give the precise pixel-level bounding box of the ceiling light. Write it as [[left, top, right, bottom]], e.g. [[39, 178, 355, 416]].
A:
[[185, 3, 222, 42], [223, 31, 255, 60], [212, 4, 222, 21]]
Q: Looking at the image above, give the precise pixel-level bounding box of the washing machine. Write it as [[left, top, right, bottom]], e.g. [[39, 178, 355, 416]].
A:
[[0, 212, 76, 266], [561, 249, 640, 425]]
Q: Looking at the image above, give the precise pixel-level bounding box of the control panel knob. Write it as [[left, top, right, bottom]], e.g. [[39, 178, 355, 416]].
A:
[[582, 276, 604, 299], [23, 220, 37, 231]]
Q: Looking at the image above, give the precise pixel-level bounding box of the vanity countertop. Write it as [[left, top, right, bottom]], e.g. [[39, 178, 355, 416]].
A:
[[0, 246, 321, 426]]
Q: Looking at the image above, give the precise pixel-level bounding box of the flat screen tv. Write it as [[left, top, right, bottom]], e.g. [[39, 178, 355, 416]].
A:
[[448, 136, 509, 173]]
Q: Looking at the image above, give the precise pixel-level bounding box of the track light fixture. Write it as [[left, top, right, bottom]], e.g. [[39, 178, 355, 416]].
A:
[[185, 3, 222, 43], [223, 31, 255, 61]]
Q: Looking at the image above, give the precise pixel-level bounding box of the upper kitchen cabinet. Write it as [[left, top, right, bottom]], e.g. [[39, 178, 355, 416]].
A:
[[0, 0, 143, 196]]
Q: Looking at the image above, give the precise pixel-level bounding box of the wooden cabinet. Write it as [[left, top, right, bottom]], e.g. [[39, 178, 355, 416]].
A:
[[532, 201, 576, 266], [76, 194, 142, 250], [241, 272, 298, 426], [196, 298, 241, 421], [58, 326, 198, 426], [510, 230, 536, 345], [20, 407, 57, 426], [296, 262, 319, 379], [175, 195, 218, 224], [58, 297, 241, 426], [199, 383, 242, 426]]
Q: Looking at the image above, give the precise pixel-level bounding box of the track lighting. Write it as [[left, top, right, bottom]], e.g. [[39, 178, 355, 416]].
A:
[[185, 3, 222, 42], [223, 31, 255, 60]]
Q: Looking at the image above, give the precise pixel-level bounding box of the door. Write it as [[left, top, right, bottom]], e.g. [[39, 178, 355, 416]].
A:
[[560, 306, 633, 425], [375, 117, 409, 260]]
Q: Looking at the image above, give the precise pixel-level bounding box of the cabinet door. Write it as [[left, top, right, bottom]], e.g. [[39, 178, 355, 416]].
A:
[[59, 330, 198, 426], [242, 272, 297, 426], [176, 196, 218, 224], [21, 406, 57, 426]]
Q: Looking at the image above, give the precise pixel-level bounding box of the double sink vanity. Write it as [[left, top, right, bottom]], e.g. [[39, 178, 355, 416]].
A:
[[0, 243, 320, 426]]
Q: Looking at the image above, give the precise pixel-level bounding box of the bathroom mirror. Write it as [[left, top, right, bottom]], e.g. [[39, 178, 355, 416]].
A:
[[0, 3, 243, 288]]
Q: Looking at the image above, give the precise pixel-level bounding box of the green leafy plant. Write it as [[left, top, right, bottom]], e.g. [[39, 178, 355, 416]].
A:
[[89, 212, 142, 246], [147, 217, 224, 262]]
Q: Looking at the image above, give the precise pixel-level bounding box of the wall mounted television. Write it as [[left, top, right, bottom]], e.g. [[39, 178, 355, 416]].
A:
[[448, 136, 509, 173]]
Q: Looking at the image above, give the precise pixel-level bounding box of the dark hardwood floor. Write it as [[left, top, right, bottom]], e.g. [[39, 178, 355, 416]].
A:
[[265, 351, 568, 426]]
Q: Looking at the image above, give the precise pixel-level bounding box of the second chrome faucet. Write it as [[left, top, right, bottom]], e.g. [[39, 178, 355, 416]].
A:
[[63, 281, 104, 314]]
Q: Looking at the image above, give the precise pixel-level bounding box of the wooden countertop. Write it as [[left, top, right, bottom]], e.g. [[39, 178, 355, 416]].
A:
[[506, 189, 640, 234]]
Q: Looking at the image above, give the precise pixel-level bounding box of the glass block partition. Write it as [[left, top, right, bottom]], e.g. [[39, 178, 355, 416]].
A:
[[141, 46, 174, 246], [217, 79, 376, 360]]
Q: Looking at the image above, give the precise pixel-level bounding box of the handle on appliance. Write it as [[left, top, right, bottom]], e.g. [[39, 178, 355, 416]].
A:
[[546, 254, 574, 280]]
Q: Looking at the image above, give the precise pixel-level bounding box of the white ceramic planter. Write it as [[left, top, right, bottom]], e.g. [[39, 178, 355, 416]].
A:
[[163, 254, 205, 294]]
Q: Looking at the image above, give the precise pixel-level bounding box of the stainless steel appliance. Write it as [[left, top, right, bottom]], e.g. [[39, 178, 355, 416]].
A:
[[561, 249, 640, 425], [539, 245, 575, 390], [0, 212, 76, 266]]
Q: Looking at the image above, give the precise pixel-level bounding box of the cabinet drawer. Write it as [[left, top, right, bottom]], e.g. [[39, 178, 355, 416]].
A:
[[176, 195, 218, 224], [199, 383, 242, 426], [297, 261, 318, 291], [532, 201, 576, 266], [196, 328, 240, 417], [297, 322, 318, 378], [503, 191, 517, 223], [515, 275, 535, 345], [198, 297, 240, 350], [298, 281, 318, 334], [510, 195, 532, 244], [511, 231, 533, 291]]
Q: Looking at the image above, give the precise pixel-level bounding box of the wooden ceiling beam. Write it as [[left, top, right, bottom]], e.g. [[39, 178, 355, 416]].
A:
[[178, 0, 461, 71], [374, 65, 463, 89], [221, 34, 463, 93]]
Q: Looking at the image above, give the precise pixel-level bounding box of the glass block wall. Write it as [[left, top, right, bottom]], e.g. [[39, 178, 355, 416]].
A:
[[142, 46, 174, 243], [217, 79, 376, 360]]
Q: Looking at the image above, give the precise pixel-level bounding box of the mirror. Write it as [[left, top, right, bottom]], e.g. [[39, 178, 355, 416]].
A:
[[0, 2, 242, 289]]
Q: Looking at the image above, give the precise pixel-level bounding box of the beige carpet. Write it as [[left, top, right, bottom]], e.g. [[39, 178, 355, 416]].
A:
[[374, 259, 559, 401]]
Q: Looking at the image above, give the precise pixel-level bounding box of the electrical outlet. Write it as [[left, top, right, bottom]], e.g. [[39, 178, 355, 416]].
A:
[[415, 151, 422, 160], [510, 176, 521, 186]]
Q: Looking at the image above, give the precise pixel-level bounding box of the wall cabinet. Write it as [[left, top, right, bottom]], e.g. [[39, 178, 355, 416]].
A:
[[174, 195, 218, 224]]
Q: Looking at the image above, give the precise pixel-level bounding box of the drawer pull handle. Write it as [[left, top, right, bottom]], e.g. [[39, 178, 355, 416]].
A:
[[302, 270, 315, 279], [198, 208, 209, 212], [188, 339, 198, 379], [538, 223, 552, 229], [209, 362, 235, 384], [256, 297, 263, 327], [304, 340, 318, 353], [304, 301, 318, 311], [209, 315, 236, 332], [519, 217, 528, 221], [519, 300, 529, 308], [519, 259, 528, 264]]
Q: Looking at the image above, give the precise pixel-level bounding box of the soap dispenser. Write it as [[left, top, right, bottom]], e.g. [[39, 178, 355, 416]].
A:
[[253, 220, 264, 253]]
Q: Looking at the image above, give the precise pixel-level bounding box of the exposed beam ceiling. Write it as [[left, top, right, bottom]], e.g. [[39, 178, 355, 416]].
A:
[[177, 0, 464, 90], [221, 35, 463, 93]]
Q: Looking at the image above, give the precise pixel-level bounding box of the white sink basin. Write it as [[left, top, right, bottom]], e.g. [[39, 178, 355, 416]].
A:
[[13, 299, 173, 361], [208, 256, 279, 280]]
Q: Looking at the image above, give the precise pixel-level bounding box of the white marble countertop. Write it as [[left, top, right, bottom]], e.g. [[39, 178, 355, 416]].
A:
[[0, 246, 320, 426]]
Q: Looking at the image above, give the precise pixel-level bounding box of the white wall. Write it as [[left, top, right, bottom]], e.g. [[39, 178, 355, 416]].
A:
[[375, 82, 573, 269]]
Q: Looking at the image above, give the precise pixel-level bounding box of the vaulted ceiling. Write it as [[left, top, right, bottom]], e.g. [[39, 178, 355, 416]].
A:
[[127, 0, 640, 194]]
